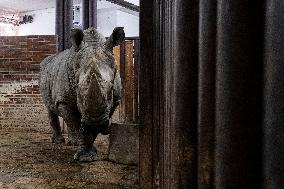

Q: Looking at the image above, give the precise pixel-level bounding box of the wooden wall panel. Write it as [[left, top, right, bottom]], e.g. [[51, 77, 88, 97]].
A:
[[124, 41, 135, 122]]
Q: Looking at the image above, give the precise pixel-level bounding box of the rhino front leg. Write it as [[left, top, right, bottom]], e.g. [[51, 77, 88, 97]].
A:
[[57, 103, 81, 146], [74, 123, 98, 162], [48, 110, 65, 144]]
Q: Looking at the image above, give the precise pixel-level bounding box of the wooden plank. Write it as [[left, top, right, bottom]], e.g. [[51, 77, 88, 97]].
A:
[[140, 0, 199, 187], [119, 41, 126, 122], [112, 45, 121, 122], [124, 40, 134, 123], [113, 45, 121, 68]]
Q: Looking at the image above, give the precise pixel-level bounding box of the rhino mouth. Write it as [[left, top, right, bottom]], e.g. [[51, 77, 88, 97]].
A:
[[82, 112, 109, 126], [81, 113, 110, 135]]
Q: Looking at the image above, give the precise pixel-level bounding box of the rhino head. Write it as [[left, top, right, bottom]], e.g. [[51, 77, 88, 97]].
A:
[[71, 27, 125, 129]]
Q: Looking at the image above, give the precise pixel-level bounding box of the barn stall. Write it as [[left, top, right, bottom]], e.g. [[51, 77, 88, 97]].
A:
[[0, 35, 139, 188]]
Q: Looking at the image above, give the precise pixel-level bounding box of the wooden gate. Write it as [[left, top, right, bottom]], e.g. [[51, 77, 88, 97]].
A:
[[113, 37, 140, 124]]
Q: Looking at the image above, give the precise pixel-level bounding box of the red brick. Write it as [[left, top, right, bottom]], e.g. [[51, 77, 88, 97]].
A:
[[0, 35, 57, 132]]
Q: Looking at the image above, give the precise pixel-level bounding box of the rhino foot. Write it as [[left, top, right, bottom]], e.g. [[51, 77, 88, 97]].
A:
[[66, 138, 80, 146], [100, 119, 111, 135], [51, 135, 65, 144], [100, 126, 111, 135], [74, 146, 97, 162]]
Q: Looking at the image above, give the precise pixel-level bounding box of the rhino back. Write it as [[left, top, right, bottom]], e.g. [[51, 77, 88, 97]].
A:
[[39, 49, 78, 113]]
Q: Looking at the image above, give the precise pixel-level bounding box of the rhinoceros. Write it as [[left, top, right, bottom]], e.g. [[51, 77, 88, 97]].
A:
[[39, 27, 124, 161]]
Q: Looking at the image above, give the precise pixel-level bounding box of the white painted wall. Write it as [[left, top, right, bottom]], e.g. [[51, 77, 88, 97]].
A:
[[97, 8, 117, 37], [16, 5, 139, 37], [0, 23, 18, 36], [95, 8, 139, 37], [116, 10, 139, 37], [125, 0, 139, 6], [17, 8, 55, 36]]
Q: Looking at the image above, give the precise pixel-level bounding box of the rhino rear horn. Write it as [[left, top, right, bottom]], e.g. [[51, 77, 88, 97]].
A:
[[71, 28, 84, 50]]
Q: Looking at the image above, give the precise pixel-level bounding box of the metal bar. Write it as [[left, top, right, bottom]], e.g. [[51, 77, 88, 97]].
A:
[[133, 39, 140, 122], [139, 1, 154, 187], [106, 0, 139, 12], [89, 0, 97, 28], [55, 0, 64, 52], [63, 0, 73, 50], [198, 0, 217, 188], [106, 37, 139, 40], [124, 37, 140, 40], [82, 0, 90, 30]]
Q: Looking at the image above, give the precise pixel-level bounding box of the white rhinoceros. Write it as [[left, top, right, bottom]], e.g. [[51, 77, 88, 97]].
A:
[[39, 27, 124, 161]]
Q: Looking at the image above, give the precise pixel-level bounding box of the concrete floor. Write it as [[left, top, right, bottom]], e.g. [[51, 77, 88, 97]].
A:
[[0, 131, 138, 189]]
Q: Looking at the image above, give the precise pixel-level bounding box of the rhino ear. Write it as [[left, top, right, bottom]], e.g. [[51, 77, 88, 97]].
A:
[[111, 27, 125, 47], [71, 28, 84, 50]]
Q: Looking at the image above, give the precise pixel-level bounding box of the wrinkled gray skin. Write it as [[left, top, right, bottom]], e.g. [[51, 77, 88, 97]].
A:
[[39, 27, 124, 161]]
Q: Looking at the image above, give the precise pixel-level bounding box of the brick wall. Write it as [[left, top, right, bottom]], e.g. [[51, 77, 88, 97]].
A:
[[0, 36, 57, 132]]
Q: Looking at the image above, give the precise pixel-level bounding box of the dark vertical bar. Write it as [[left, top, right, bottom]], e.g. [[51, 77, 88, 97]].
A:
[[139, 0, 154, 187], [152, 1, 162, 187], [171, 0, 199, 187], [134, 39, 140, 122], [56, 0, 64, 52], [140, 0, 199, 187], [198, 0, 216, 188], [264, 1, 284, 188], [63, 0, 73, 50], [215, 0, 263, 188], [82, 0, 90, 30], [89, 0, 97, 28]]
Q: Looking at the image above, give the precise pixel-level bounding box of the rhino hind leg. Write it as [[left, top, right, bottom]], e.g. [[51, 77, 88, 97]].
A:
[[57, 103, 81, 146], [48, 110, 65, 144]]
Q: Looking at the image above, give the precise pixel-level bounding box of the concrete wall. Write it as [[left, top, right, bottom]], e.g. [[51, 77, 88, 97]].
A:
[[0, 35, 57, 132], [116, 10, 139, 37]]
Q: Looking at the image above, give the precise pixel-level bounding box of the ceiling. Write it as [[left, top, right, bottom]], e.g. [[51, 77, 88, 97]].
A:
[[0, 0, 55, 12], [0, 0, 139, 12]]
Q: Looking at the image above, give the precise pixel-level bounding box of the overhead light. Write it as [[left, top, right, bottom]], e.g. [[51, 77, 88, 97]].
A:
[[19, 15, 33, 25]]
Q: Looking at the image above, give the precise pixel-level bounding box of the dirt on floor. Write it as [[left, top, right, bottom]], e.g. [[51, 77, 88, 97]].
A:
[[0, 131, 138, 189]]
